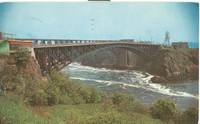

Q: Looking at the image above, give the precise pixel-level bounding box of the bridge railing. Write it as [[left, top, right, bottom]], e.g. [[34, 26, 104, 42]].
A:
[[21, 38, 161, 47], [32, 39, 119, 46]]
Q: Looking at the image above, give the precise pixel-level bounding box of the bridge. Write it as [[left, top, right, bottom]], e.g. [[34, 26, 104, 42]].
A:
[[12, 39, 162, 73]]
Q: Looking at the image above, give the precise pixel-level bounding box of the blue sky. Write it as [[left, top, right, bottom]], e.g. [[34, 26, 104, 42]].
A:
[[0, 2, 199, 44]]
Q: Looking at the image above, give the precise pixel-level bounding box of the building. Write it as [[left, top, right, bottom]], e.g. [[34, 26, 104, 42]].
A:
[[0, 32, 34, 55], [8, 39, 35, 57], [0, 32, 14, 40], [0, 39, 34, 55], [0, 32, 10, 55], [8, 39, 33, 50], [0, 40, 10, 55], [0, 32, 3, 40], [172, 42, 189, 49]]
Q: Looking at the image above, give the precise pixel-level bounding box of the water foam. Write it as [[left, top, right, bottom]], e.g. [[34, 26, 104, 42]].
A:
[[65, 62, 131, 73], [65, 63, 198, 99]]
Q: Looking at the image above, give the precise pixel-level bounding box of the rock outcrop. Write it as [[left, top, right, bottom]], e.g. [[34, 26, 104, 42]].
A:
[[147, 48, 198, 83], [0, 54, 43, 81]]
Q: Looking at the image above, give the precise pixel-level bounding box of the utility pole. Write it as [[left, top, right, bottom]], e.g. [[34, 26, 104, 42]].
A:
[[164, 31, 170, 46]]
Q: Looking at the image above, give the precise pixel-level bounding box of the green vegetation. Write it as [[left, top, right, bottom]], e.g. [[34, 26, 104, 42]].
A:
[[0, 67, 166, 124], [0, 96, 48, 124], [0, 96, 165, 124], [150, 99, 199, 124], [150, 99, 177, 122], [180, 107, 199, 124], [0, 48, 198, 124]]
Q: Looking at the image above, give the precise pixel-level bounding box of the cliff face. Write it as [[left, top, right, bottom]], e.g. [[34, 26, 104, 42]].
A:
[[0, 54, 43, 81], [148, 48, 198, 83], [79, 48, 147, 70], [79, 47, 198, 83]]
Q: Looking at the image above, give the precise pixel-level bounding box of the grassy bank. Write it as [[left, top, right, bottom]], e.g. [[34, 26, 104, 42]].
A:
[[0, 95, 165, 124]]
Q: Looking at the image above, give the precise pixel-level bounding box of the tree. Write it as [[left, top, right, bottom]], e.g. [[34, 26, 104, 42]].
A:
[[150, 99, 177, 122], [181, 107, 198, 124]]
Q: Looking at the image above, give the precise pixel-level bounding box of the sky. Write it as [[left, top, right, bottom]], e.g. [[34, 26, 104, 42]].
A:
[[0, 2, 199, 45]]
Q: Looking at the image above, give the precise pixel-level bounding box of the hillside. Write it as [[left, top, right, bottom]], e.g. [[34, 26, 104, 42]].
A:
[[0, 48, 198, 124]]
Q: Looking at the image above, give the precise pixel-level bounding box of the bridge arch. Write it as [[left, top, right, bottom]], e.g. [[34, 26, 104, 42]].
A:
[[73, 44, 151, 62], [34, 43, 159, 73]]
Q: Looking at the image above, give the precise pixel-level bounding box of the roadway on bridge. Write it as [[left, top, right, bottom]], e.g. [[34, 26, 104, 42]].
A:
[[33, 42, 159, 48]]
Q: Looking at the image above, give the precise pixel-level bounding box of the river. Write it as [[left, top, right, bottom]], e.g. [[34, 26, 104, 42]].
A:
[[62, 62, 199, 110]]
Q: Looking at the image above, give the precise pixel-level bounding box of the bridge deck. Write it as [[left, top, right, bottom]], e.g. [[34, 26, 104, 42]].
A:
[[33, 42, 160, 48]]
